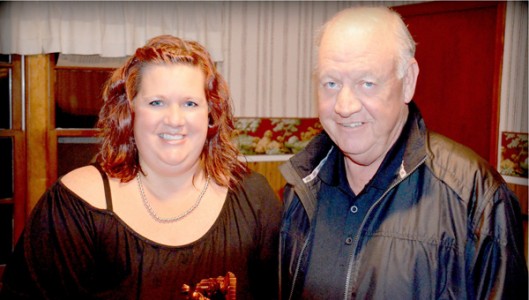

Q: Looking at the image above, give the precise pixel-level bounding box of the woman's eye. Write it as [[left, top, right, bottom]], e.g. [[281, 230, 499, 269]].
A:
[[148, 100, 163, 106], [184, 100, 198, 108]]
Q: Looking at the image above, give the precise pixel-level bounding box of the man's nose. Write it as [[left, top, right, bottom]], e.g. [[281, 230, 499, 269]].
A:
[[335, 87, 361, 117]]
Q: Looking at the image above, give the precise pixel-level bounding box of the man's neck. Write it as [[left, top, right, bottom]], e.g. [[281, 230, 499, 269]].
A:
[[343, 156, 383, 195]]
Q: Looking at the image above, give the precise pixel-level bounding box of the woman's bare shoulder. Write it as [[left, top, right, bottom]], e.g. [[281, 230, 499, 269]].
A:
[[60, 165, 107, 209]]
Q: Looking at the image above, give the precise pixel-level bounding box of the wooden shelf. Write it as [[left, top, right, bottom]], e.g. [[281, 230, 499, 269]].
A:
[[55, 128, 100, 137]]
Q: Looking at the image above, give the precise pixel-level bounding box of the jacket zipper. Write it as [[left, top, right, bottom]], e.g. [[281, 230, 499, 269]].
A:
[[288, 234, 311, 300], [286, 163, 319, 300], [342, 157, 426, 299]]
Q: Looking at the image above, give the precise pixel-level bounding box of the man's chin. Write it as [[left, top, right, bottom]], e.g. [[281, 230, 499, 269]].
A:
[[342, 148, 382, 167]]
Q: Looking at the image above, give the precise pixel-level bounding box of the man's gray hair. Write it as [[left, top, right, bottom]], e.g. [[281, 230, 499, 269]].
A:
[[392, 8, 416, 78], [315, 6, 416, 79]]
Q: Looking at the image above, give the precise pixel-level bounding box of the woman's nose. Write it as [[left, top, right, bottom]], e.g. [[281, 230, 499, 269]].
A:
[[165, 104, 185, 126]]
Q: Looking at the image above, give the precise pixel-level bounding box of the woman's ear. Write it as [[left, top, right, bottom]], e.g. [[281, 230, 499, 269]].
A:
[[403, 58, 419, 104]]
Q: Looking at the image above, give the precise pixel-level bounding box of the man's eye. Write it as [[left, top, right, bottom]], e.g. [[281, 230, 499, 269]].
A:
[[363, 81, 375, 88], [324, 81, 339, 89]]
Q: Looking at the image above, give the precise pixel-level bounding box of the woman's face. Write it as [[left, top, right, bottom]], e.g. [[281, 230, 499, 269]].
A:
[[133, 63, 209, 176]]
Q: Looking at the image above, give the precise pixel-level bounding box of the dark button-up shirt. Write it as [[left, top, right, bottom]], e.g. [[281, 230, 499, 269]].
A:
[[302, 122, 409, 299]]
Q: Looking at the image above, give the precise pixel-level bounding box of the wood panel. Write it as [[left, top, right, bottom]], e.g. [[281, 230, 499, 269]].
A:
[[509, 183, 529, 216], [55, 67, 111, 128], [25, 55, 54, 212], [507, 183, 528, 264], [247, 161, 286, 200], [394, 1, 505, 165]]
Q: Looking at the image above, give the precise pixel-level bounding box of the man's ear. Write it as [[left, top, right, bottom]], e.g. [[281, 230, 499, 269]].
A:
[[403, 58, 419, 104]]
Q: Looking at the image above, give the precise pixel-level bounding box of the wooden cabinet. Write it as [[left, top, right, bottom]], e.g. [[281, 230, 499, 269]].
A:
[[0, 55, 24, 283], [53, 64, 112, 179], [0, 54, 111, 283]]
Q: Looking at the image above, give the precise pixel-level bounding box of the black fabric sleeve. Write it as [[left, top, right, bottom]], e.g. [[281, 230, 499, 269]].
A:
[[1, 182, 97, 299], [244, 171, 282, 300]]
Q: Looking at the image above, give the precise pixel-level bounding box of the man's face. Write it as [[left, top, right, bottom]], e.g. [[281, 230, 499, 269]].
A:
[[317, 24, 412, 167]]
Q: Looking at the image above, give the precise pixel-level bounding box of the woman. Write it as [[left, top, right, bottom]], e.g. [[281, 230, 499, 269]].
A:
[[1, 35, 281, 299]]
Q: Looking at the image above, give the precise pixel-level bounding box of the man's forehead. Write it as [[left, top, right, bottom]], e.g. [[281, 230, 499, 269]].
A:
[[320, 7, 396, 44], [317, 43, 400, 81], [319, 28, 396, 60]]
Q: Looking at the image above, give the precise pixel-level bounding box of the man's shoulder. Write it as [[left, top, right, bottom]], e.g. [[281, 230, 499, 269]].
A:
[[425, 131, 505, 198], [286, 132, 334, 174], [427, 132, 493, 170]]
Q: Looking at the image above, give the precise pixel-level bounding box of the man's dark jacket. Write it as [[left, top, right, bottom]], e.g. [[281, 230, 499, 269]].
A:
[[279, 102, 528, 300]]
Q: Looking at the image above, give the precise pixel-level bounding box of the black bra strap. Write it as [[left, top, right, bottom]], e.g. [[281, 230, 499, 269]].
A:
[[92, 163, 113, 212]]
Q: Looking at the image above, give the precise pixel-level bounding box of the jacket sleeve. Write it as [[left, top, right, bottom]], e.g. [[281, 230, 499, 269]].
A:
[[466, 183, 528, 300]]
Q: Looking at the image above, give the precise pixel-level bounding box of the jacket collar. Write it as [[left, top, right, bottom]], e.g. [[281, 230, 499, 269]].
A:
[[289, 101, 427, 180], [402, 101, 428, 174], [281, 101, 428, 220], [289, 132, 336, 183]]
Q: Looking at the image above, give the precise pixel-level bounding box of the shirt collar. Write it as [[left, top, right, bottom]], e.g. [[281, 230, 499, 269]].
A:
[[319, 111, 414, 193]]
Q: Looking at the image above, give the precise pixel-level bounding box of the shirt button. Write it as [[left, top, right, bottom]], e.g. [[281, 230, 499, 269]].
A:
[[350, 205, 358, 213], [345, 237, 353, 245]]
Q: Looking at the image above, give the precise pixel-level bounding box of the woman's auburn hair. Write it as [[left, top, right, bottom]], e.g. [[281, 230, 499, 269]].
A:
[[96, 35, 249, 189]]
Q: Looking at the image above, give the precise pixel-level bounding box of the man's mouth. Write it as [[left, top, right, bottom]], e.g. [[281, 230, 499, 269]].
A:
[[340, 121, 364, 128]]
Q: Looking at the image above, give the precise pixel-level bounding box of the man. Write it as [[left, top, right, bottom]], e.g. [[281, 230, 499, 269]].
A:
[[279, 6, 527, 300]]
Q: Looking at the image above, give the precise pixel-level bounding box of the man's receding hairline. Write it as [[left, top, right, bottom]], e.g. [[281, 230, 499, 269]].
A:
[[332, 7, 399, 34], [316, 6, 415, 79]]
